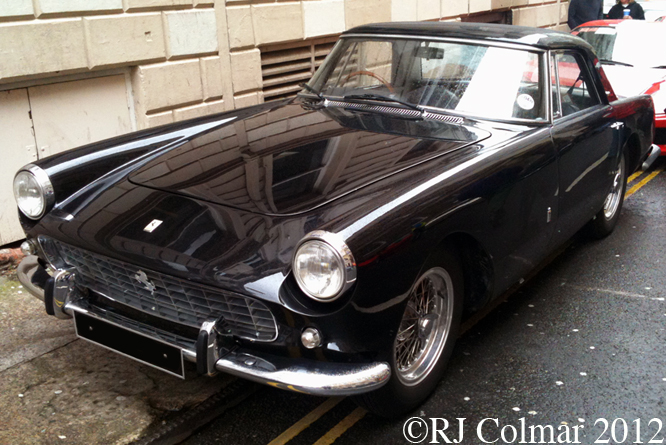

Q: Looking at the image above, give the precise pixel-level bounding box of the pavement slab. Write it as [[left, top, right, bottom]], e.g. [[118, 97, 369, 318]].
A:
[[0, 275, 235, 445]]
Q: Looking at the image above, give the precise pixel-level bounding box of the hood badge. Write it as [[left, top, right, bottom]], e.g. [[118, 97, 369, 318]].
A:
[[134, 270, 157, 295], [143, 219, 163, 233]]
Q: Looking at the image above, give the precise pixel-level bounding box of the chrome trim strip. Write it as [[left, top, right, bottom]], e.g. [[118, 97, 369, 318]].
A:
[[341, 33, 550, 53]]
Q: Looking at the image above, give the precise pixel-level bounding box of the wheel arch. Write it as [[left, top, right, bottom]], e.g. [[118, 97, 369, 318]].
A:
[[623, 132, 642, 174], [430, 232, 494, 316]]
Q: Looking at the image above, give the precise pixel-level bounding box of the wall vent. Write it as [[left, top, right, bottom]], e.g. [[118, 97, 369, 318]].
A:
[[260, 36, 339, 101]]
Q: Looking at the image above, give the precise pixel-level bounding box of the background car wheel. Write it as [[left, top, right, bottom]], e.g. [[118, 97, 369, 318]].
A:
[[588, 152, 627, 239], [354, 249, 463, 417]]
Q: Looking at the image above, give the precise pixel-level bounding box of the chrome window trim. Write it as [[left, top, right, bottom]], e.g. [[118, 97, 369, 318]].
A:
[[340, 33, 550, 53]]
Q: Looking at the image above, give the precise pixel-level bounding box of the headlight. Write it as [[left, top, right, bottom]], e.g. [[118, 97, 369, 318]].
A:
[[293, 231, 356, 302], [13, 165, 54, 220]]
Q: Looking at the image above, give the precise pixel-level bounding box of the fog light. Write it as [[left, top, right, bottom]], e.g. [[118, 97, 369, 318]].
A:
[[301, 328, 322, 349], [20, 239, 36, 256]]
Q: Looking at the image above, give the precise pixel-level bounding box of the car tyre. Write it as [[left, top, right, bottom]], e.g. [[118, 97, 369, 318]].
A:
[[354, 249, 463, 417], [588, 152, 627, 239]]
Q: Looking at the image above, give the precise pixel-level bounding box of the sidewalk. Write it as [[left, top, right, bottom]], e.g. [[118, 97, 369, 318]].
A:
[[0, 272, 234, 445]]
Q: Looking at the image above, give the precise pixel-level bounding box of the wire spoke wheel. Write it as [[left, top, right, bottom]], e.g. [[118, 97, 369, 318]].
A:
[[394, 267, 454, 386], [603, 158, 625, 220]]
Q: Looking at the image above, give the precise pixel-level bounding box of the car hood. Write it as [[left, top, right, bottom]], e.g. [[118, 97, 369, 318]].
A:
[[128, 101, 490, 216], [603, 65, 666, 98]]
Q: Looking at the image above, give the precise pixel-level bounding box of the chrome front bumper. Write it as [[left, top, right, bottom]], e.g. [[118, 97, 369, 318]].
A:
[[17, 256, 391, 396]]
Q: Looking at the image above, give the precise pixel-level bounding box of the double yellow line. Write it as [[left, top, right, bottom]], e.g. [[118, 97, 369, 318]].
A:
[[267, 397, 366, 445], [266, 159, 663, 445], [626, 163, 664, 198]]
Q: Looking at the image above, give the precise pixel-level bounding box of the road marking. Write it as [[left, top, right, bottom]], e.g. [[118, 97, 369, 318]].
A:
[[266, 397, 342, 445], [566, 284, 665, 302], [625, 166, 664, 198], [312, 407, 367, 445], [627, 171, 643, 183]]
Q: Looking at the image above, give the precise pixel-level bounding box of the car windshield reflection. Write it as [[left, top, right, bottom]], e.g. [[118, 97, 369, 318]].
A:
[[307, 37, 547, 122]]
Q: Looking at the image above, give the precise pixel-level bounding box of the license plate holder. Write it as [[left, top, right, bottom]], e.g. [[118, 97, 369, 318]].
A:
[[74, 311, 184, 378]]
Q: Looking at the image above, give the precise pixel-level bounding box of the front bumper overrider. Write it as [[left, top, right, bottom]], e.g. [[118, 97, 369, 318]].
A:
[[17, 255, 391, 396]]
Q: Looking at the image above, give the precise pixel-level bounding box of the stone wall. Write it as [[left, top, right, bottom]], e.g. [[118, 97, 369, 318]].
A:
[[0, 0, 569, 130]]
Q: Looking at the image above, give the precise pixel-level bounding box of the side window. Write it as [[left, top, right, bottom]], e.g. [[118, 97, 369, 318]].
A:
[[553, 52, 600, 117]]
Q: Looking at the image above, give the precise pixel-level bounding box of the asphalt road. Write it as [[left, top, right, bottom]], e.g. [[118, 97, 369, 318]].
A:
[[181, 158, 666, 445]]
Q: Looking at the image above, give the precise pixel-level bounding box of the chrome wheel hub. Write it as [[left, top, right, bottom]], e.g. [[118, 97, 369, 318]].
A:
[[603, 159, 624, 220], [394, 267, 454, 386]]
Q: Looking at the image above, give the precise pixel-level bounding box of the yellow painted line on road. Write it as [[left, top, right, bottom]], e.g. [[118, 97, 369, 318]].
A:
[[267, 397, 342, 445], [625, 166, 664, 199], [627, 171, 643, 184], [312, 407, 368, 445]]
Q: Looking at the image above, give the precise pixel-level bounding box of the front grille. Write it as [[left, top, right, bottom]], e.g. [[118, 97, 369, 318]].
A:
[[53, 241, 278, 342]]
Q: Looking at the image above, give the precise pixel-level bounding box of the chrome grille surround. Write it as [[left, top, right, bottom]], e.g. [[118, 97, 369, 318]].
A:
[[52, 241, 278, 342]]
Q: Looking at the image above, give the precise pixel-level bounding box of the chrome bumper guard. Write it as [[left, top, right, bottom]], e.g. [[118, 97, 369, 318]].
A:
[[642, 144, 661, 171], [20, 256, 391, 396]]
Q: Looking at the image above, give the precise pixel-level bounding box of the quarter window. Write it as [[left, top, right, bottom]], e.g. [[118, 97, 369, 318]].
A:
[[553, 52, 600, 117]]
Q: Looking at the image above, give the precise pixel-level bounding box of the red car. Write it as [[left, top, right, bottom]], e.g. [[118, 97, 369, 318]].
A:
[[573, 20, 666, 155]]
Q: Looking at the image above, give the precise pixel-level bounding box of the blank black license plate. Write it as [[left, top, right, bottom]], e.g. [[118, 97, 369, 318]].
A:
[[74, 311, 184, 378]]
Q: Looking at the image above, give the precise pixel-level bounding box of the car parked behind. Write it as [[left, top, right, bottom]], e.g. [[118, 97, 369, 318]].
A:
[[572, 19, 666, 154]]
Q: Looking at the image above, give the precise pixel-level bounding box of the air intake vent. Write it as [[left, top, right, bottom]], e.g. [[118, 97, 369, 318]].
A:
[[260, 36, 338, 101]]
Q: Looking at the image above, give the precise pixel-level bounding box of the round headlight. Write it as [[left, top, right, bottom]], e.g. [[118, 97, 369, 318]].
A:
[[293, 231, 356, 302], [13, 165, 54, 220]]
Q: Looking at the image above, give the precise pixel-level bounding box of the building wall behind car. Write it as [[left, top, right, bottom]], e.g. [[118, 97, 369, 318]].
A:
[[0, 0, 569, 244]]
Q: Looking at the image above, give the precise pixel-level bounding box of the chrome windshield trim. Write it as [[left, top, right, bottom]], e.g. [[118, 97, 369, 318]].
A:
[[340, 33, 550, 53]]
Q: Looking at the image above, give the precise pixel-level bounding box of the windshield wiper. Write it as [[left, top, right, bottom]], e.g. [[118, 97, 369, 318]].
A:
[[299, 83, 324, 100], [342, 93, 424, 113], [651, 65, 666, 69], [599, 59, 634, 67]]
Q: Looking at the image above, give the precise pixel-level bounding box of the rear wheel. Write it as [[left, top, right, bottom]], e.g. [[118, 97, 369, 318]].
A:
[[588, 152, 627, 239], [354, 250, 463, 417]]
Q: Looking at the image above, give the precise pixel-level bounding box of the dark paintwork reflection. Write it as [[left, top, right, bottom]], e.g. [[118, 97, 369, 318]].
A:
[[128, 103, 488, 215]]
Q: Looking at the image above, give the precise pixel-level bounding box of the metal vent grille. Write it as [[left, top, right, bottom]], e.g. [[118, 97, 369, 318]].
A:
[[261, 36, 338, 101], [54, 241, 278, 342], [325, 100, 465, 124]]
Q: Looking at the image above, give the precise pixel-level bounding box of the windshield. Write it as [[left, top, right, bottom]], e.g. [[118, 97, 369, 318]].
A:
[[307, 37, 547, 122], [574, 23, 666, 68]]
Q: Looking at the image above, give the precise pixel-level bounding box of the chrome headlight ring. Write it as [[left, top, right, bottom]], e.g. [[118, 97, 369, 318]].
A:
[[13, 164, 55, 220], [292, 230, 356, 302]]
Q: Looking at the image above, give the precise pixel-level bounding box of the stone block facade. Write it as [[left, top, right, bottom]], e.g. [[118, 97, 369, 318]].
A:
[[0, 0, 569, 132]]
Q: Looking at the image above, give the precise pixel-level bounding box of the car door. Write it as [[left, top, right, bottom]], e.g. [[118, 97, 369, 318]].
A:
[[549, 51, 618, 247]]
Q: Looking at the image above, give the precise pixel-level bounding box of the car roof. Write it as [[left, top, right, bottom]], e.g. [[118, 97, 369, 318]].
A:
[[343, 21, 595, 53]]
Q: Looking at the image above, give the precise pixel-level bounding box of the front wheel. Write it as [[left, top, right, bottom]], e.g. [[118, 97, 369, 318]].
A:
[[354, 250, 463, 417], [588, 152, 627, 239]]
